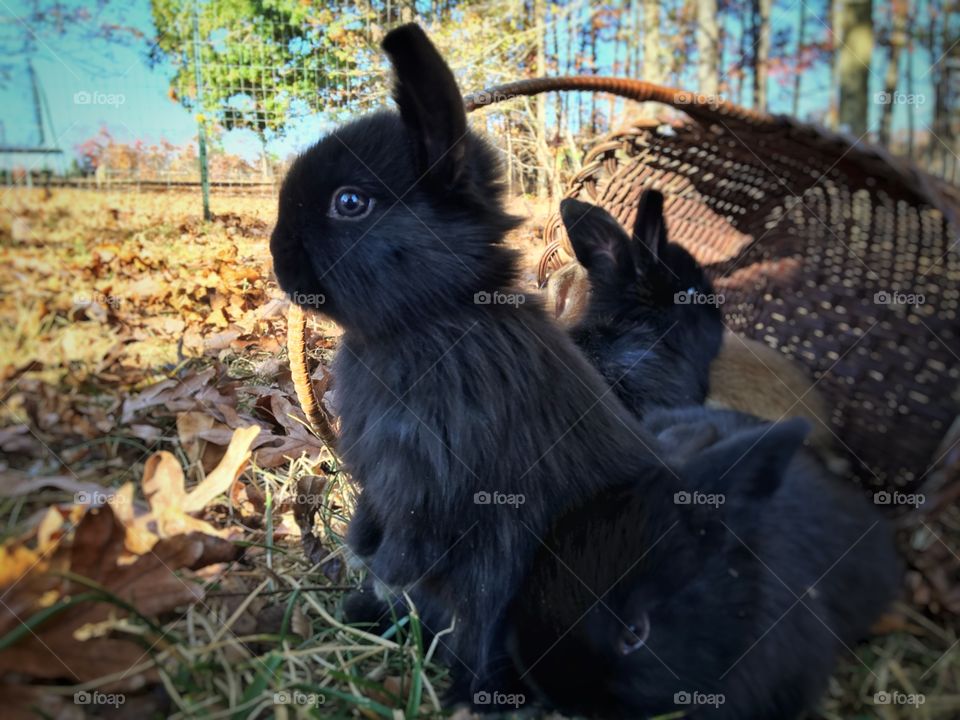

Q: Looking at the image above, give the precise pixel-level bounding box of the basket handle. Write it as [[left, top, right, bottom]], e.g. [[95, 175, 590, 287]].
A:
[[462, 76, 776, 128]]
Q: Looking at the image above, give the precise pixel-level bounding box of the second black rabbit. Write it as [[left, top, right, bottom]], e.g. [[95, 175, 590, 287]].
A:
[[559, 192, 724, 419], [504, 406, 900, 719]]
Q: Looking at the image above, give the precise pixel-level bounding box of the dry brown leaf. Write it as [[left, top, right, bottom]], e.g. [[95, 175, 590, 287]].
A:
[[176, 410, 216, 465], [230, 480, 266, 520], [142, 451, 187, 515], [137, 425, 260, 542], [0, 473, 113, 501], [121, 367, 234, 424], [0, 505, 240, 689], [182, 424, 260, 512]]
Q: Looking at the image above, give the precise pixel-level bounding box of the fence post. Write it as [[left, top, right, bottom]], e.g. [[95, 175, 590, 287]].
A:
[[192, 0, 211, 221]]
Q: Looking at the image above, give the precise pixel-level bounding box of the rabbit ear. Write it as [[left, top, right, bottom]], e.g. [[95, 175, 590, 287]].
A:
[[560, 199, 636, 284], [631, 190, 668, 264], [381, 24, 467, 189], [684, 418, 811, 498], [546, 262, 590, 327]]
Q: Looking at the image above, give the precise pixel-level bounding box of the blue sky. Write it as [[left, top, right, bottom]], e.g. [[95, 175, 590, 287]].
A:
[[0, 2, 187, 151], [0, 0, 943, 171]]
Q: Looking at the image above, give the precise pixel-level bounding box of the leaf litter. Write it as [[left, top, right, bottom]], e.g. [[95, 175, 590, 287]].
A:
[[0, 188, 957, 718]]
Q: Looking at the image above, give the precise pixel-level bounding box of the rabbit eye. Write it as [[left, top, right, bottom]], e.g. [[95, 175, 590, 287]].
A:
[[330, 187, 373, 219], [617, 612, 650, 655]]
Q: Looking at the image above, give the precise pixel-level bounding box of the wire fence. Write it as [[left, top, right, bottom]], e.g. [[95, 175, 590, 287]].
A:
[[2, 0, 633, 206], [2, 0, 956, 203]]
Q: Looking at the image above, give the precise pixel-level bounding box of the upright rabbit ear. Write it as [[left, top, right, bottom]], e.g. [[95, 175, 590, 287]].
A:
[[560, 199, 635, 285], [631, 190, 669, 264], [381, 24, 467, 189], [684, 418, 811, 498]]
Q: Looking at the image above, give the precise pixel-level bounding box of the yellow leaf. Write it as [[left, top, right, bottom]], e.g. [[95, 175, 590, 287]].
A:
[[0, 544, 46, 587], [183, 425, 261, 513], [142, 451, 187, 516]]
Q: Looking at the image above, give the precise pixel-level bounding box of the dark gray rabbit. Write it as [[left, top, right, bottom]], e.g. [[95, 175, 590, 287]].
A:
[[559, 193, 724, 419], [270, 24, 665, 698], [505, 406, 901, 719]]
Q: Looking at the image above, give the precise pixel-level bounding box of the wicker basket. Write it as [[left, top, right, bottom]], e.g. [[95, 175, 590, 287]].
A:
[[289, 77, 960, 497]]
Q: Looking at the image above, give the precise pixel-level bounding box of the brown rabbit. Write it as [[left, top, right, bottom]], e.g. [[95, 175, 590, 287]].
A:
[[707, 331, 847, 474]]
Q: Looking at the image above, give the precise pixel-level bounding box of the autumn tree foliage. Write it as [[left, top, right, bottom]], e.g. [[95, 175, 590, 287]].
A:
[[141, 0, 957, 188]]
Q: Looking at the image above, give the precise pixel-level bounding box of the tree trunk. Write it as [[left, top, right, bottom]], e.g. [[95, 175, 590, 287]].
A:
[[643, 0, 662, 84], [792, 0, 807, 117], [534, 0, 548, 198], [835, 0, 874, 136], [697, 0, 719, 96], [552, 8, 563, 143], [590, 16, 599, 133], [752, 0, 771, 111], [905, 2, 915, 157], [738, 2, 749, 105], [878, 0, 907, 146], [934, 3, 958, 180]]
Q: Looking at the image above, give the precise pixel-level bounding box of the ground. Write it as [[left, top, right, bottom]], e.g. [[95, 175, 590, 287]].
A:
[[0, 188, 957, 719]]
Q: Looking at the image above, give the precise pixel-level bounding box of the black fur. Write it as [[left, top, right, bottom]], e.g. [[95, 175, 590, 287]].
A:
[[270, 23, 664, 695], [561, 194, 723, 418], [506, 406, 901, 719]]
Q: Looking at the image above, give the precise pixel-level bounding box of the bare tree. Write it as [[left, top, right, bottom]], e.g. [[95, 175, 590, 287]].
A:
[[792, 1, 807, 117], [534, 0, 548, 198], [835, 0, 874, 136], [697, 0, 720, 96], [878, 0, 908, 146], [752, 0, 772, 110], [643, 0, 663, 84]]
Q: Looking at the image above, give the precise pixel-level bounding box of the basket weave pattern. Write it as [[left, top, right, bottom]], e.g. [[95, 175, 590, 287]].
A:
[[497, 82, 960, 492]]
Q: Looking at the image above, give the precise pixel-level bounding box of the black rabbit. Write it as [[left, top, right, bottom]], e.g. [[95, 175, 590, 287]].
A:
[[550, 198, 846, 470], [558, 194, 724, 419], [270, 24, 665, 697], [505, 406, 901, 719]]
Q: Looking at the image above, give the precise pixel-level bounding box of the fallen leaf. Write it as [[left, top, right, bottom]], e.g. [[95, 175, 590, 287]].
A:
[[176, 410, 215, 465], [0, 473, 115, 501], [0, 505, 240, 689], [182, 424, 260, 512]]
